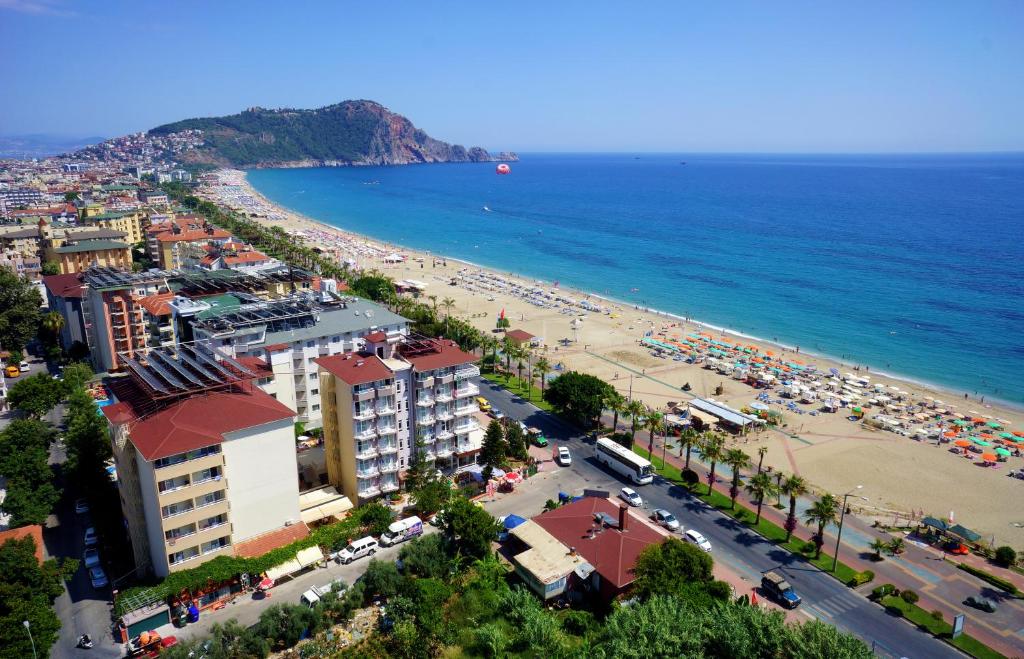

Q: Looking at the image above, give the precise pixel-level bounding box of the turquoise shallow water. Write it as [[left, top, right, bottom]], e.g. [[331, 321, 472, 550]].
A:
[[247, 153, 1024, 405]]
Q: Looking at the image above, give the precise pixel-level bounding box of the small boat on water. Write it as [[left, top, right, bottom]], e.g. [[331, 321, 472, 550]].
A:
[[483, 206, 491, 212]]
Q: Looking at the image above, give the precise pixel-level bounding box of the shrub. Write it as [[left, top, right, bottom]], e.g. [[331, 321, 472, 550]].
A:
[[870, 584, 895, 600], [994, 546, 1017, 568], [900, 590, 919, 604], [885, 603, 904, 617], [848, 570, 874, 587], [930, 609, 944, 622], [801, 541, 817, 555], [681, 469, 700, 486], [957, 562, 1022, 596]]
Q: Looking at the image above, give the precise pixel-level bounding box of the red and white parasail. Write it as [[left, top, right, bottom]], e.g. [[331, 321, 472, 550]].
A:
[[496, 163, 511, 175]]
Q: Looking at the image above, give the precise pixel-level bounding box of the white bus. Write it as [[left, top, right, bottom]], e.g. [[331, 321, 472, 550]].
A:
[[595, 438, 654, 484]]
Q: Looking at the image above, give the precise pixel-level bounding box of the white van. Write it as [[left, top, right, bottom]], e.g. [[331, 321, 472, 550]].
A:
[[300, 577, 347, 607], [379, 516, 424, 547], [335, 536, 379, 564]]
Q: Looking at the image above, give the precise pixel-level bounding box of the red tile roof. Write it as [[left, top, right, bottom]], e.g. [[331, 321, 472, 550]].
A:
[[138, 292, 175, 316], [234, 355, 273, 377], [505, 329, 535, 343], [399, 339, 476, 372], [363, 331, 388, 343], [233, 523, 310, 558], [116, 388, 295, 461], [0, 525, 45, 564], [224, 249, 270, 265], [532, 497, 664, 590], [315, 353, 393, 386], [152, 218, 230, 243], [42, 272, 86, 299], [263, 343, 290, 352]]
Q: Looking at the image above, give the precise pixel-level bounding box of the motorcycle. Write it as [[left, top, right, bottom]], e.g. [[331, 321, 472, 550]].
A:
[[77, 634, 94, 649]]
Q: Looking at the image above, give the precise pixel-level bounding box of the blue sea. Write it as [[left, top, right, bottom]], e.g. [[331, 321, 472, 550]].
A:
[[247, 153, 1024, 405]]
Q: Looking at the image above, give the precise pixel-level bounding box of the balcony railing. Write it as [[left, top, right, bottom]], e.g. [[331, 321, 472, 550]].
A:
[[353, 407, 375, 421], [436, 409, 454, 422], [436, 445, 454, 458], [415, 376, 435, 388], [457, 441, 476, 454], [379, 443, 399, 455], [455, 382, 480, 398], [381, 481, 400, 493], [434, 390, 453, 403], [416, 415, 435, 426], [415, 396, 434, 407], [357, 467, 380, 479], [359, 485, 381, 497], [375, 404, 395, 415], [356, 446, 379, 460], [354, 427, 377, 440], [455, 365, 481, 380], [436, 429, 455, 440], [377, 425, 397, 436], [455, 405, 477, 417], [375, 384, 395, 397], [380, 462, 399, 473], [456, 420, 480, 434]]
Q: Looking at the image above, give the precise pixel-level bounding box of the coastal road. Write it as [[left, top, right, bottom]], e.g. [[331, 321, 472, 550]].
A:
[[476, 376, 962, 659]]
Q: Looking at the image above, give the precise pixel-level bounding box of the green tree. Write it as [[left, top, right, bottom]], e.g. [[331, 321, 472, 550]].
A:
[[0, 419, 59, 526], [679, 426, 698, 469], [252, 604, 322, 650], [6, 373, 63, 419], [398, 534, 453, 579], [543, 371, 615, 427], [994, 545, 1017, 568], [59, 361, 94, 391], [411, 478, 451, 517], [534, 356, 551, 396], [781, 474, 809, 542], [744, 471, 779, 525], [804, 493, 840, 558], [350, 272, 397, 302], [632, 538, 720, 602], [887, 537, 906, 556], [475, 622, 509, 658], [40, 261, 61, 276], [439, 495, 501, 560], [625, 399, 646, 443], [62, 386, 112, 490], [699, 433, 726, 495], [403, 434, 434, 494], [723, 448, 751, 509], [502, 418, 528, 460], [645, 409, 664, 458], [480, 420, 507, 480], [0, 536, 63, 659], [869, 538, 888, 561], [40, 311, 64, 340], [0, 266, 42, 355], [362, 559, 405, 600], [606, 390, 626, 432], [358, 502, 395, 536], [163, 620, 269, 659]]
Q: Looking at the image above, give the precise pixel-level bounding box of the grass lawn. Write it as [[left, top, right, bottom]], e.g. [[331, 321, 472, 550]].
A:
[[634, 446, 861, 585], [880, 594, 1005, 659], [480, 371, 555, 413]]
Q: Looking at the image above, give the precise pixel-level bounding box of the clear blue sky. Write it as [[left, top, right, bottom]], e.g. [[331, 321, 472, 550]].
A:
[[1, 0, 1022, 152]]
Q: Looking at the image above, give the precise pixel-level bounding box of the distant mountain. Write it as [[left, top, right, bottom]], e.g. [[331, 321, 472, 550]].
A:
[[149, 100, 517, 169], [0, 134, 106, 160]]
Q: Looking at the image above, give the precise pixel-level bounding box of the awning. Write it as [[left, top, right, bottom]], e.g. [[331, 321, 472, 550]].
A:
[[688, 410, 719, 427], [296, 546, 324, 568], [265, 559, 302, 582], [921, 516, 948, 531], [948, 524, 981, 543], [298, 488, 353, 525]]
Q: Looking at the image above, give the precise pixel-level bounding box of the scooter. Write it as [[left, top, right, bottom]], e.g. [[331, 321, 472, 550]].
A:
[[77, 634, 94, 649]]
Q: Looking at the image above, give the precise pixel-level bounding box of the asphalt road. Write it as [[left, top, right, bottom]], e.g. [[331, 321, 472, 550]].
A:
[[477, 376, 963, 659]]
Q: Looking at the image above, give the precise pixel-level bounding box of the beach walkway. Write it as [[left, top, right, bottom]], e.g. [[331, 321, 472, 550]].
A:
[[633, 428, 1024, 658]]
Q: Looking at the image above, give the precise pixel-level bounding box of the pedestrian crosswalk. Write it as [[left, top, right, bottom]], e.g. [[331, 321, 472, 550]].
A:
[[807, 594, 863, 620]]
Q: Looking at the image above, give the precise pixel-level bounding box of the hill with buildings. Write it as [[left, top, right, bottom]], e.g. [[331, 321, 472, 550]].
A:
[[148, 100, 517, 168]]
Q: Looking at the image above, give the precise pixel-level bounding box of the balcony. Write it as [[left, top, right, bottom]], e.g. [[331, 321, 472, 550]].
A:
[[455, 382, 480, 398], [437, 373, 455, 385], [436, 409, 455, 422], [353, 407, 375, 421], [357, 466, 380, 479], [358, 485, 381, 498], [434, 390, 453, 403], [354, 388, 375, 402], [457, 441, 477, 454], [375, 403, 395, 415], [415, 376, 435, 389], [356, 445, 379, 460], [415, 396, 434, 407], [436, 444, 454, 458], [455, 365, 481, 380], [436, 429, 455, 440], [455, 404, 477, 417], [455, 419, 480, 434], [354, 427, 377, 441], [415, 415, 435, 426], [381, 480, 400, 493], [379, 443, 399, 455], [375, 384, 395, 397], [292, 361, 306, 373], [419, 434, 437, 444], [377, 425, 397, 436], [380, 461, 399, 473]]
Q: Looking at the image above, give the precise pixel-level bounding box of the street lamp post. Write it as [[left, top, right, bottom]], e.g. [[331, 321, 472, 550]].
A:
[[833, 485, 867, 572], [23, 620, 37, 659]]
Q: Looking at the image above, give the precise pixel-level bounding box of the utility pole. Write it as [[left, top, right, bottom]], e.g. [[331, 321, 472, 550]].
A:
[[834, 485, 867, 572]]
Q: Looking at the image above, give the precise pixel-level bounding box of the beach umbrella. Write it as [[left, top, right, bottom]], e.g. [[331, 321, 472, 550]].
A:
[[987, 421, 1002, 429], [954, 439, 971, 447], [981, 452, 997, 462], [971, 438, 992, 447], [1014, 431, 1024, 437], [995, 447, 1011, 457]]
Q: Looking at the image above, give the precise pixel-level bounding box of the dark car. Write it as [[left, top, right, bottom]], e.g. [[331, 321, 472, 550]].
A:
[[761, 571, 801, 608], [965, 595, 997, 613]]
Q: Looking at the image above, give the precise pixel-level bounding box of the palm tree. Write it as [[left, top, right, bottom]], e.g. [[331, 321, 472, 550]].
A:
[[625, 399, 646, 444], [441, 296, 456, 334], [645, 410, 664, 460], [535, 357, 550, 396], [887, 537, 906, 556], [869, 538, 888, 560], [804, 493, 839, 558], [699, 434, 726, 495], [745, 471, 778, 525], [679, 427, 698, 470], [428, 294, 438, 314], [42, 311, 65, 338], [513, 346, 527, 388], [607, 392, 626, 433], [484, 336, 500, 372], [781, 474, 809, 542], [501, 336, 516, 374], [723, 448, 752, 509], [756, 445, 768, 474]]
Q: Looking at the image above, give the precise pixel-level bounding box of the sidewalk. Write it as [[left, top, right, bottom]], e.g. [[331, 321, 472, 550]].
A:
[[639, 431, 1024, 658]]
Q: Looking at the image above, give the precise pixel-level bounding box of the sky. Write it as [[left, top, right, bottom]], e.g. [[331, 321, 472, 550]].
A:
[[1, 0, 1023, 152]]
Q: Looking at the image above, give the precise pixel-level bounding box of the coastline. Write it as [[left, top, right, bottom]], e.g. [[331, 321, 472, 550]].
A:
[[203, 168, 1024, 545]]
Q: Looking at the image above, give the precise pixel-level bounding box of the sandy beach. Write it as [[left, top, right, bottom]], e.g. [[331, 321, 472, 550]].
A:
[[204, 169, 1024, 547]]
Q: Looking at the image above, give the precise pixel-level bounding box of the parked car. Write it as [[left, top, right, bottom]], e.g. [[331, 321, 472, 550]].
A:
[[89, 566, 108, 589], [74, 498, 89, 514], [619, 487, 643, 507], [379, 516, 424, 547], [651, 508, 680, 531], [761, 571, 801, 608], [335, 536, 379, 564], [5, 365, 20, 378], [475, 397, 491, 412], [965, 595, 997, 613], [83, 527, 98, 547], [19, 360, 30, 373], [556, 447, 572, 466], [684, 529, 712, 552], [490, 408, 505, 420], [528, 427, 548, 447], [943, 540, 970, 555], [83, 548, 101, 569], [300, 577, 347, 607]]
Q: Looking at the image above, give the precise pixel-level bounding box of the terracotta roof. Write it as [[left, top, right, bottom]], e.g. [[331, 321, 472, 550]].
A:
[[532, 497, 664, 590], [138, 292, 175, 316], [363, 331, 388, 343], [42, 272, 85, 299], [505, 329, 535, 343], [233, 523, 310, 558], [224, 249, 269, 265], [115, 387, 295, 461], [315, 352, 393, 386], [101, 401, 136, 425], [400, 339, 476, 372], [0, 525, 45, 564], [263, 343, 289, 352], [234, 355, 273, 377], [151, 218, 230, 243]]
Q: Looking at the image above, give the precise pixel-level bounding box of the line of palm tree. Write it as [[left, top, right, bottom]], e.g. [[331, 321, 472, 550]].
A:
[[745, 471, 779, 525], [724, 448, 752, 509], [625, 399, 646, 444], [606, 392, 626, 433], [887, 537, 906, 556], [441, 296, 456, 335], [679, 427, 698, 470], [756, 445, 768, 474], [804, 493, 839, 558], [869, 538, 888, 560], [699, 433, 726, 496], [645, 410, 664, 460], [501, 336, 516, 374], [781, 474, 809, 542]]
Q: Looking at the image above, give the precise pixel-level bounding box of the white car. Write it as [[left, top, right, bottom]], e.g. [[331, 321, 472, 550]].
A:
[[19, 361, 30, 373], [556, 446, 572, 466], [651, 508, 680, 531], [619, 487, 642, 507], [684, 529, 712, 552]]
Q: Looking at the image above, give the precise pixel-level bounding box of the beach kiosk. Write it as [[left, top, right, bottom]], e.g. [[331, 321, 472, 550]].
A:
[[688, 398, 765, 435]]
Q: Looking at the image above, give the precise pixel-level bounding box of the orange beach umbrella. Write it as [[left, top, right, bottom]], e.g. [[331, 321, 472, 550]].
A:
[[981, 453, 998, 462], [954, 439, 971, 447]]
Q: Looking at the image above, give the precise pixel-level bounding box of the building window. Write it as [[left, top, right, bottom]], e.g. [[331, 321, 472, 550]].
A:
[[332, 336, 340, 343], [200, 536, 231, 555], [306, 341, 315, 348], [312, 404, 320, 412], [196, 490, 226, 509], [311, 388, 319, 395], [309, 373, 317, 380], [161, 500, 194, 519], [168, 546, 200, 566]]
